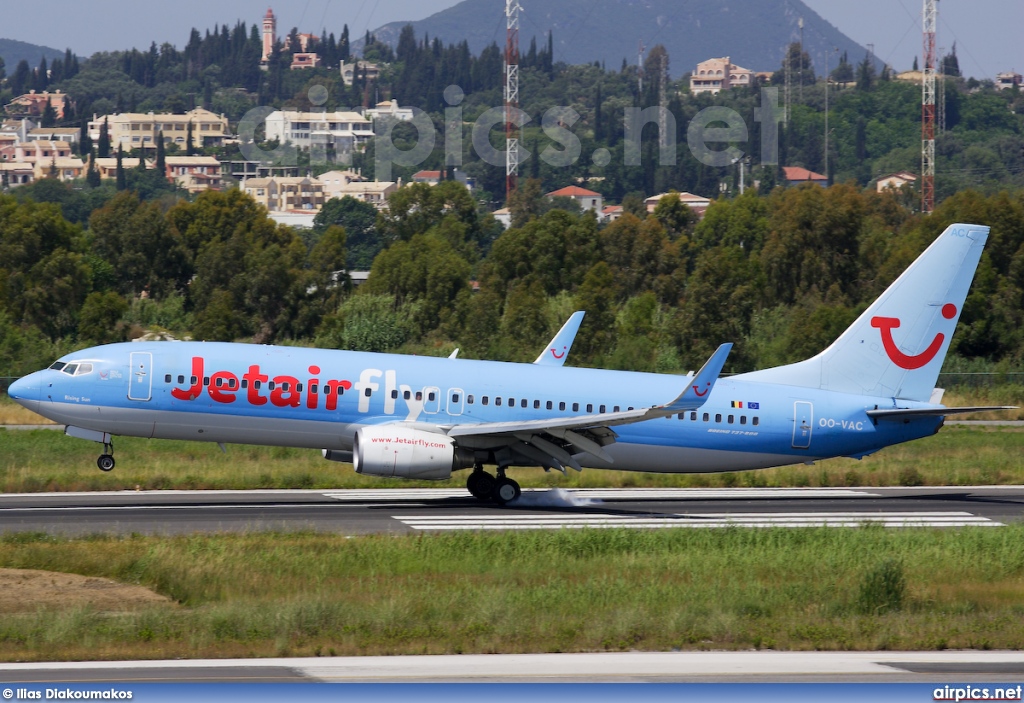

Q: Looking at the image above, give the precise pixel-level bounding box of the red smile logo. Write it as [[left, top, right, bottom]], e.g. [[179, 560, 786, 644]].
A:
[[871, 303, 957, 370], [693, 383, 710, 397], [550, 347, 566, 359]]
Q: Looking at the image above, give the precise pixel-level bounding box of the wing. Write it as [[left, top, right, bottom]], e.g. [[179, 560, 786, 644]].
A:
[[447, 343, 732, 472], [533, 311, 585, 365], [866, 405, 1016, 420]]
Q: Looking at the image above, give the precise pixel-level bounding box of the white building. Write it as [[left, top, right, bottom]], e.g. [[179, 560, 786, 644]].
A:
[[546, 185, 603, 214], [264, 110, 374, 153], [690, 57, 754, 95], [363, 100, 415, 122]]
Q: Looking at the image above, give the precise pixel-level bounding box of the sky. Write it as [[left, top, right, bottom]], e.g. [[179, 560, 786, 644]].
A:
[[2, 0, 1020, 78]]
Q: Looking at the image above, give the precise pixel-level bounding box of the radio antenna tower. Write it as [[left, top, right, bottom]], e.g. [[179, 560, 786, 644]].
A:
[[504, 0, 522, 202], [922, 0, 938, 213]]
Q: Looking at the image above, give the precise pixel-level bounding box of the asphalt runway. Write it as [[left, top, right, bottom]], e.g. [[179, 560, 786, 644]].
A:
[[2, 651, 1024, 683], [0, 486, 1021, 535]]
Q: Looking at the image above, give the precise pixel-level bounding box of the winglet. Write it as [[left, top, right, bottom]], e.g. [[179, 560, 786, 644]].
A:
[[534, 311, 585, 365], [658, 343, 732, 413]]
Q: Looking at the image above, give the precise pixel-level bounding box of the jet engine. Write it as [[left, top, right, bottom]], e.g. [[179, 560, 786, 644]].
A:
[[353, 426, 472, 480]]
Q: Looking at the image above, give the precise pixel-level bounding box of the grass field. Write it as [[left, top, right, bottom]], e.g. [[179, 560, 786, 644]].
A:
[[1, 528, 1023, 661], [1, 391, 1022, 492], [1, 422, 1023, 492]]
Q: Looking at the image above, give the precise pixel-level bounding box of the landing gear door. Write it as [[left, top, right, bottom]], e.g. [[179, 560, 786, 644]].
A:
[[792, 401, 813, 449], [128, 352, 153, 401]]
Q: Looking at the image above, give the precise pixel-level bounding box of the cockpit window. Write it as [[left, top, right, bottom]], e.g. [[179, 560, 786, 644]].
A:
[[49, 361, 66, 371], [76, 363, 93, 375], [62, 363, 79, 375]]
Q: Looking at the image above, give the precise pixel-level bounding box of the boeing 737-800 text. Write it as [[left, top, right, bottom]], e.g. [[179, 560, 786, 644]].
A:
[[7, 223, 1010, 503]]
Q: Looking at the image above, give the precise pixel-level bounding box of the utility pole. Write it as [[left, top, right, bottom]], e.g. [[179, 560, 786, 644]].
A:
[[938, 45, 946, 134], [798, 17, 804, 104], [824, 47, 837, 183], [637, 41, 645, 94], [504, 0, 522, 203], [922, 0, 938, 213]]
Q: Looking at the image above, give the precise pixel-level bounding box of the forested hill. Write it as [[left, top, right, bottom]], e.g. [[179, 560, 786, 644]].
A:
[[370, 0, 871, 76], [0, 38, 65, 73]]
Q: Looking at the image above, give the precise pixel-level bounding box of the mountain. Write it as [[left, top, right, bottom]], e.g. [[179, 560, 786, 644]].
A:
[[370, 0, 873, 77], [0, 38, 66, 71]]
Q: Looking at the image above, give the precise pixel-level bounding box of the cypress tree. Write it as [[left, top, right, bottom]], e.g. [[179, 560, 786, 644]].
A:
[[86, 157, 100, 188], [186, 120, 194, 155], [78, 118, 92, 156], [156, 130, 166, 174], [115, 144, 126, 190], [98, 118, 110, 158]]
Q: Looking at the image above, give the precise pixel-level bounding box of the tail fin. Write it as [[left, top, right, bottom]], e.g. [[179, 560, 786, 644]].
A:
[[740, 223, 989, 401], [534, 311, 585, 365]]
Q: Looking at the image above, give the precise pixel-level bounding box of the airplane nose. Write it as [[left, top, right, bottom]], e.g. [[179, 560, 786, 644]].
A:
[[7, 374, 41, 410]]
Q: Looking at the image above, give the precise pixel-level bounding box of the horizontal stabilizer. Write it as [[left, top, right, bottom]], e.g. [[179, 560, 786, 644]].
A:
[[867, 406, 1017, 420]]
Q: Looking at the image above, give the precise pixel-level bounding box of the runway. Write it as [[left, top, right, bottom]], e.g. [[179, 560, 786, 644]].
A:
[[0, 486, 1021, 535], [1, 651, 1024, 683]]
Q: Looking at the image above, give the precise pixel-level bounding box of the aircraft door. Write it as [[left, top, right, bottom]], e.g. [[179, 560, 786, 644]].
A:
[[423, 386, 441, 414], [792, 401, 813, 449], [447, 388, 465, 416], [128, 352, 153, 401]]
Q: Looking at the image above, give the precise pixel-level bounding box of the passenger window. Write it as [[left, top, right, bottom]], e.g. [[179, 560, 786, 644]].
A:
[[242, 379, 249, 389], [703, 413, 709, 422], [482, 396, 489, 406], [546, 401, 552, 410], [613, 406, 620, 412], [415, 391, 422, 401], [311, 384, 318, 394], [559, 402, 566, 411], [336, 386, 343, 396], [691, 412, 697, 421], [282, 383, 290, 391], [178, 375, 185, 384], [267, 381, 274, 390], [165, 374, 172, 383], [204, 377, 210, 387], [534, 400, 540, 409], [215, 377, 223, 388], [677, 413, 685, 420], [715, 414, 722, 423], [403, 390, 411, 400], [728, 415, 734, 424], [467, 395, 474, 404], [428, 391, 436, 401], [599, 405, 606, 413], [586, 404, 593, 413], [753, 417, 759, 426], [365, 388, 372, 397], [253, 380, 261, 389], [391, 390, 398, 399], [508, 398, 514, 407], [521, 399, 527, 408], [740, 416, 747, 425], [453, 394, 460, 403], [573, 403, 579, 412], [496, 397, 502, 406]]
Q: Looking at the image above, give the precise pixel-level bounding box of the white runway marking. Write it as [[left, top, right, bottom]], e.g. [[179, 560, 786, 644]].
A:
[[323, 487, 880, 501], [394, 511, 1003, 530]]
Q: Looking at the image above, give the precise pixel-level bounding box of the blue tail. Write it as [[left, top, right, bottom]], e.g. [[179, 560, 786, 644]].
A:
[[739, 223, 989, 401]]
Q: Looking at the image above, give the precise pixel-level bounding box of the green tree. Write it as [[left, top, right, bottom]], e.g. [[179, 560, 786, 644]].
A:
[[155, 131, 166, 174], [78, 291, 129, 344], [312, 196, 379, 268], [115, 145, 126, 191], [98, 118, 110, 159]]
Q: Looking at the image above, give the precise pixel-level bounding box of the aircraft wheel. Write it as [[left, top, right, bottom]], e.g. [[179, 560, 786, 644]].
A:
[[492, 476, 521, 505], [467, 471, 495, 500], [97, 454, 115, 472]]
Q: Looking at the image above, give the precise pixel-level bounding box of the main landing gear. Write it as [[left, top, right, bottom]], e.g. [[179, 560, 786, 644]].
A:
[[97, 442, 115, 472], [466, 464, 521, 505]]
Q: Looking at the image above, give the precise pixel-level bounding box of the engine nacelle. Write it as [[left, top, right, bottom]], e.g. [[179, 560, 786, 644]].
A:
[[322, 449, 353, 463], [353, 426, 471, 480]]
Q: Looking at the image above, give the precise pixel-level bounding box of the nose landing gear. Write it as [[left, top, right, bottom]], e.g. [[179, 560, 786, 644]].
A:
[[97, 442, 115, 472]]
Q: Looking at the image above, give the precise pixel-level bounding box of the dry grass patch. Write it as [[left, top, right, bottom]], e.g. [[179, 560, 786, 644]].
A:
[[0, 568, 173, 613]]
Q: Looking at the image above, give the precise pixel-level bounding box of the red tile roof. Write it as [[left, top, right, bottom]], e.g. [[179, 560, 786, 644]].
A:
[[783, 166, 827, 181], [547, 185, 601, 198]]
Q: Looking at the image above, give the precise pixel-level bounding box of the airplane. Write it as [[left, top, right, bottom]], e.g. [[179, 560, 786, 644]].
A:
[[7, 222, 1013, 504]]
